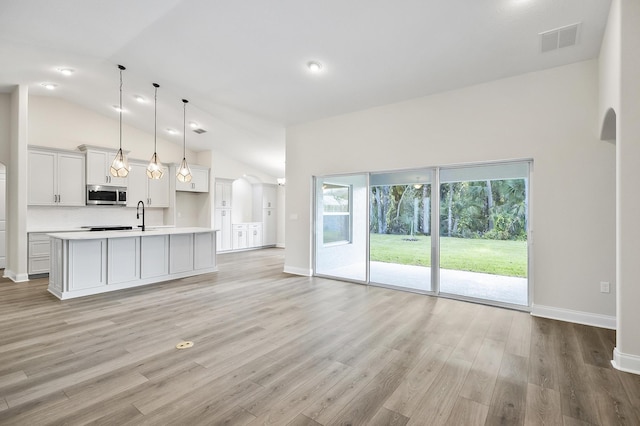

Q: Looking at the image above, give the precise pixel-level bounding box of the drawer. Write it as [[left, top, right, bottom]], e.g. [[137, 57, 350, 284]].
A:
[[29, 257, 50, 275], [29, 240, 51, 257], [29, 233, 50, 242]]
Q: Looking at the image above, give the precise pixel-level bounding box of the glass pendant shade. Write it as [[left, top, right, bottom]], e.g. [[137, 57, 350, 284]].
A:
[[146, 152, 164, 179], [147, 83, 163, 179], [111, 64, 129, 178], [177, 98, 192, 183], [110, 148, 129, 177], [176, 157, 192, 182]]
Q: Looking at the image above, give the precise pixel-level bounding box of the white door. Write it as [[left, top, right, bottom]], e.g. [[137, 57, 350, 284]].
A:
[[0, 164, 5, 268], [126, 163, 147, 207], [263, 209, 277, 245], [147, 166, 169, 207], [57, 153, 85, 206], [28, 150, 57, 205]]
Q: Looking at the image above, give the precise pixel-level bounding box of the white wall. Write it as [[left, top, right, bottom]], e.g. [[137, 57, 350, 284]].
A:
[[28, 96, 197, 164], [0, 163, 5, 268], [0, 94, 9, 270], [611, 0, 640, 374], [286, 59, 616, 320]]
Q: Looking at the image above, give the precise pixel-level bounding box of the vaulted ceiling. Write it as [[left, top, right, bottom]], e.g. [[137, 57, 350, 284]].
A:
[[0, 0, 612, 177]]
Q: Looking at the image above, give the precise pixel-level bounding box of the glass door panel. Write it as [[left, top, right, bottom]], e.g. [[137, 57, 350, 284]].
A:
[[314, 174, 368, 282], [439, 162, 529, 306], [369, 170, 433, 292]]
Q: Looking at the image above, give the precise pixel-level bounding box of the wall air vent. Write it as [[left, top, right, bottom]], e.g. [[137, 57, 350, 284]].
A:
[[193, 128, 207, 134], [540, 23, 580, 53]]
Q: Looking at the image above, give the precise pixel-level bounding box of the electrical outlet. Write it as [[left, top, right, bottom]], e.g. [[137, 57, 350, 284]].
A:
[[600, 281, 610, 293]]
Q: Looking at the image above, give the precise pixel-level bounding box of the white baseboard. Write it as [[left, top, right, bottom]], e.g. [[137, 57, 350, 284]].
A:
[[283, 265, 312, 276], [276, 243, 285, 248], [612, 347, 640, 375], [531, 304, 616, 330], [2, 269, 29, 283]]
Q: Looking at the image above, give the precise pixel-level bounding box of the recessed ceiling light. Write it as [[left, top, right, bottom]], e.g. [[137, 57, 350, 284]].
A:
[[112, 105, 126, 112], [166, 128, 178, 135], [134, 95, 146, 103], [307, 61, 323, 73], [41, 82, 58, 90], [189, 121, 199, 129], [57, 68, 74, 76]]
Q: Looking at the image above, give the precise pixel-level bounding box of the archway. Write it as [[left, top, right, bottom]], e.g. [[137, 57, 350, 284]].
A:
[[600, 107, 617, 142]]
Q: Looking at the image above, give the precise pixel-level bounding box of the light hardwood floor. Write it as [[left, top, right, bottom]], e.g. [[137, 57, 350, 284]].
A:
[[0, 249, 638, 425]]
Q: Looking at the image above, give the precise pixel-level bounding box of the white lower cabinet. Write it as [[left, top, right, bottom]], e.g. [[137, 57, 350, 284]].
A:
[[194, 232, 216, 270], [141, 235, 169, 278], [108, 237, 140, 285], [170, 233, 194, 273], [248, 223, 263, 247], [69, 239, 107, 290], [28, 233, 51, 275], [232, 224, 248, 250]]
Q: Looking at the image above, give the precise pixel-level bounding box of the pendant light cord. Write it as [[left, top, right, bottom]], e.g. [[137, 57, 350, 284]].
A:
[[182, 99, 188, 158], [153, 83, 159, 153], [118, 65, 126, 151]]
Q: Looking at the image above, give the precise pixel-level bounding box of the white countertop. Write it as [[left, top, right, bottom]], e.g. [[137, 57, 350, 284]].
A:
[[48, 227, 218, 240]]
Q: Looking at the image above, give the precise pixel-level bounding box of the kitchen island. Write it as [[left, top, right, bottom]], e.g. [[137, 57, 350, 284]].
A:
[[47, 227, 218, 300]]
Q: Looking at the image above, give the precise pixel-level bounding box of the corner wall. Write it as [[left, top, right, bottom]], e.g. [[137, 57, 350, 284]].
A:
[[285, 59, 616, 322]]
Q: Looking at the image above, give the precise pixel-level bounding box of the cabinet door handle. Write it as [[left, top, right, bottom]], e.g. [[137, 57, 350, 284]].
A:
[[58, 194, 61, 203]]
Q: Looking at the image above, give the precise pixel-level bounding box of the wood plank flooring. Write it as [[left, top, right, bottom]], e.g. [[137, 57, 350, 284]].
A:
[[0, 249, 639, 425]]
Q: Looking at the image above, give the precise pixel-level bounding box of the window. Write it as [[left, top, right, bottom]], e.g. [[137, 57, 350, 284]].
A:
[[322, 184, 351, 244]]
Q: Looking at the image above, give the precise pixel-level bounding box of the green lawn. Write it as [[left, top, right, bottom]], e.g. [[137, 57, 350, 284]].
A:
[[369, 233, 527, 278]]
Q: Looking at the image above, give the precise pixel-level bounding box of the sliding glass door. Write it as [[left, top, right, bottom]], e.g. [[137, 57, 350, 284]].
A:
[[314, 174, 369, 282], [369, 170, 433, 292], [313, 161, 530, 309], [439, 163, 529, 306]]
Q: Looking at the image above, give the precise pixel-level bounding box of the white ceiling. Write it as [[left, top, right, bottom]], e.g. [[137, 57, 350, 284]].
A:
[[0, 0, 611, 177]]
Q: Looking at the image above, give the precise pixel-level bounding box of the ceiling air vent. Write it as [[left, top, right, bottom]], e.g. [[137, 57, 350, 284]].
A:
[[193, 128, 207, 134], [540, 23, 580, 53]]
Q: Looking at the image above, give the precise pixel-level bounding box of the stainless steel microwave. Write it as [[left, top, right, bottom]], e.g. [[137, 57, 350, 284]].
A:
[[86, 185, 127, 206]]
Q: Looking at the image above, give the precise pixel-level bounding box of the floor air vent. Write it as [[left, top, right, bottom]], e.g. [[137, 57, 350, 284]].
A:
[[540, 23, 580, 53]]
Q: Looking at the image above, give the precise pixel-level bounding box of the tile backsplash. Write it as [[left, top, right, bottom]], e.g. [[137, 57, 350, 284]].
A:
[[27, 206, 165, 231]]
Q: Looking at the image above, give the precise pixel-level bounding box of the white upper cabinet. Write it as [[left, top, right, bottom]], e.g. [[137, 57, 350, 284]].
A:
[[126, 162, 169, 208], [28, 147, 85, 206], [215, 180, 232, 208], [176, 165, 209, 193], [81, 146, 128, 186]]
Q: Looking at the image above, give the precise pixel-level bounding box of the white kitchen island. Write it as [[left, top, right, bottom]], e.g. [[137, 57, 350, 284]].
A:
[[47, 227, 218, 300]]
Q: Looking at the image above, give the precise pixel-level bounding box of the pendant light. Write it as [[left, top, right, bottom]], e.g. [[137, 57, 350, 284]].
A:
[[146, 83, 164, 179], [176, 99, 192, 182], [110, 64, 130, 178]]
